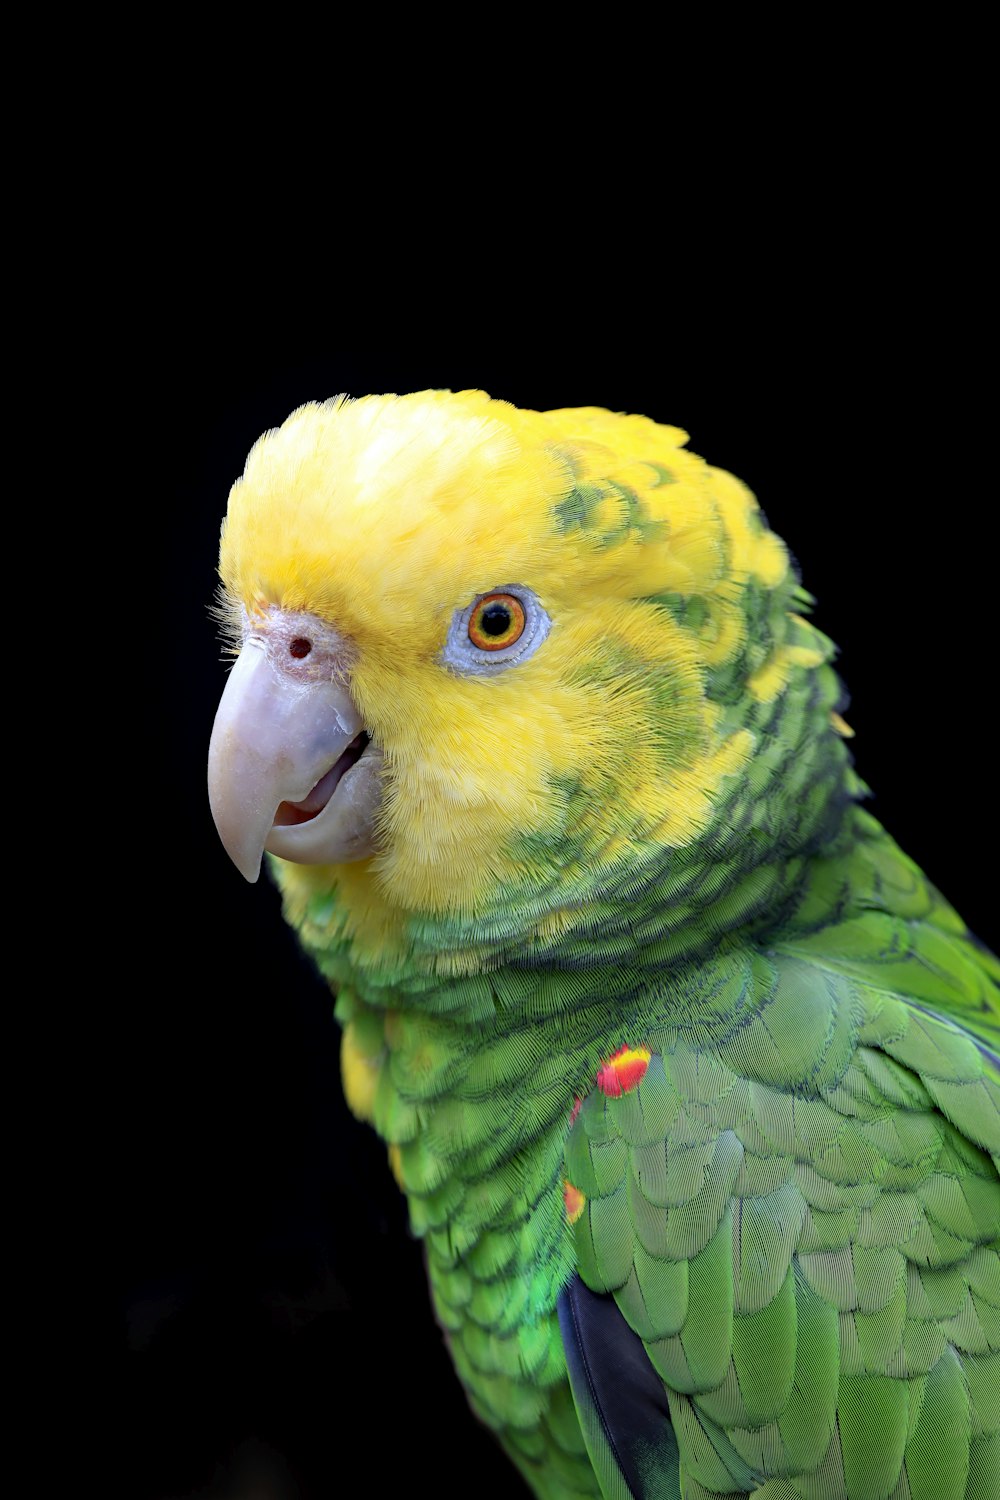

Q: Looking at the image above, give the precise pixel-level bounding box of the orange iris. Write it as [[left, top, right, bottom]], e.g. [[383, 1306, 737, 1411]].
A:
[[467, 593, 526, 650]]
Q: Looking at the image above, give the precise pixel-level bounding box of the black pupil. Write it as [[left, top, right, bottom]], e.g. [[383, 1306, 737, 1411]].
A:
[[289, 637, 312, 658], [480, 602, 511, 637]]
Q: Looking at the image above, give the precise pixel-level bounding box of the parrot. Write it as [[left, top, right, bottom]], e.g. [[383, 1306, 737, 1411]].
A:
[[207, 390, 999, 1500]]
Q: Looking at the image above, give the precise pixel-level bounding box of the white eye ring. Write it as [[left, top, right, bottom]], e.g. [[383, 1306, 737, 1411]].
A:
[[440, 585, 551, 675]]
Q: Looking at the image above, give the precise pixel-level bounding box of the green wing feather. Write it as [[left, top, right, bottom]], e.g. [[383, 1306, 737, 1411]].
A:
[[565, 825, 999, 1500]]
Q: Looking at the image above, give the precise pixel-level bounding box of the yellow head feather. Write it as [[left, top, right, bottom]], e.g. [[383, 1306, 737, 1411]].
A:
[[218, 391, 823, 945]]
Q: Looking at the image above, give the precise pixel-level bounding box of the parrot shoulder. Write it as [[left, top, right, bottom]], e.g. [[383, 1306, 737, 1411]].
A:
[[561, 943, 1000, 1499]]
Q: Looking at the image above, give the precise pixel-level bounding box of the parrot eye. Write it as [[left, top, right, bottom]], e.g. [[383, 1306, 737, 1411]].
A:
[[289, 637, 312, 659], [468, 593, 525, 650], [442, 585, 551, 675]]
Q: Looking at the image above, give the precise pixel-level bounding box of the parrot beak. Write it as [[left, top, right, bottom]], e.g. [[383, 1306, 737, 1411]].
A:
[[208, 636, 381, 882]]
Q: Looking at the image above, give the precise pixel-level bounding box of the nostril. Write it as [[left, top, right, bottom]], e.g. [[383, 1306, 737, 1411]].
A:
[[289, 637, 312, 659]]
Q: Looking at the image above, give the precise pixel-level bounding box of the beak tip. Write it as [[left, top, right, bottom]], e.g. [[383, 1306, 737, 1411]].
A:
[[208, 786, 266, 884], [220, 832, 265, 884]]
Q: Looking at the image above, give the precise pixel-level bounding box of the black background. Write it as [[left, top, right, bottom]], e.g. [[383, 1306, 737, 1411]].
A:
[[110, 310, 994, 1500]]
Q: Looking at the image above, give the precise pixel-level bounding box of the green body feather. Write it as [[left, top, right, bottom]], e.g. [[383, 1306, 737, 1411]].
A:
[[279, 658, 999, 1499]]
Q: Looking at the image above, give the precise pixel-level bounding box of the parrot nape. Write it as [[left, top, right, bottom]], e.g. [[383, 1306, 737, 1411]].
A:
[[207, 391, 998, 1500]]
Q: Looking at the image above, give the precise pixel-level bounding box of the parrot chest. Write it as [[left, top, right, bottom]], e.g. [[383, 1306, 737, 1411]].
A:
[[341, 997, 612, 1495]]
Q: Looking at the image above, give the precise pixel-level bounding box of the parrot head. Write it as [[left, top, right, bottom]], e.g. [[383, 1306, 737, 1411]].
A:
[[209, 390, 839, 964]]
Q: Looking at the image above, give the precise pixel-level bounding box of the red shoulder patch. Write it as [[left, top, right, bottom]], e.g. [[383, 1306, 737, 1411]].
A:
[[564, 1180, 586, 1224], [596, 1045, 651, 1097]]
